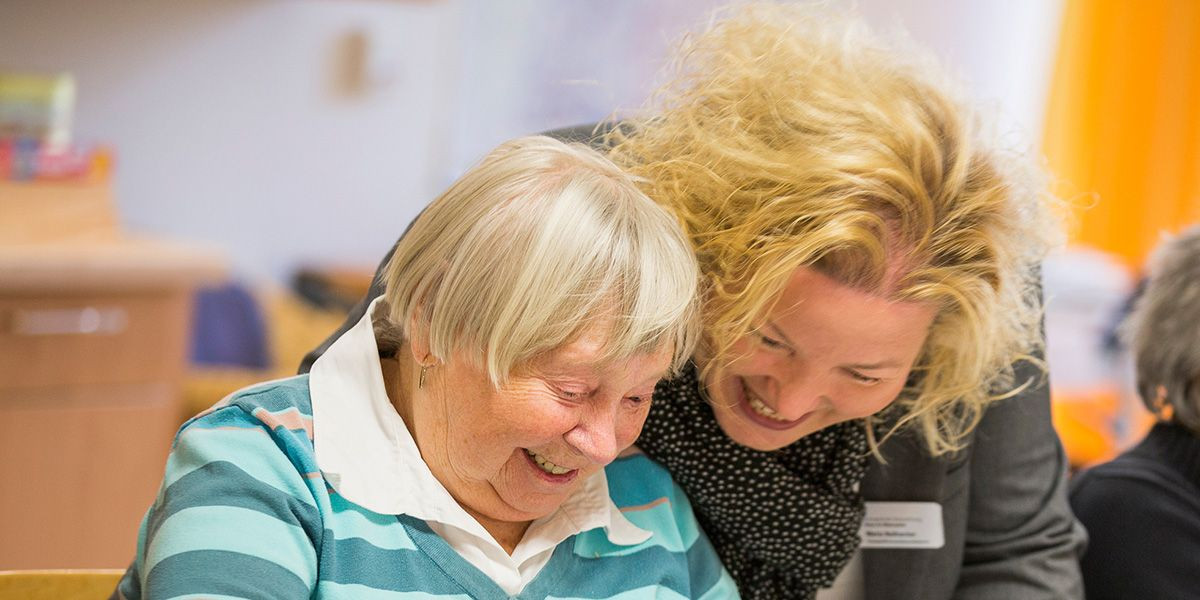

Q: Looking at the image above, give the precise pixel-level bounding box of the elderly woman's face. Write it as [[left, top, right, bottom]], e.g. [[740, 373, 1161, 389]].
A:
[[413, 323, 671, 526], [705, 266, 937, 451]]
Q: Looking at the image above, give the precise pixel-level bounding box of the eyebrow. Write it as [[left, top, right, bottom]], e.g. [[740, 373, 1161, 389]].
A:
[[538, 360, 669, 389], [765, 321, 903, 371], [844, 360, 904, 370]]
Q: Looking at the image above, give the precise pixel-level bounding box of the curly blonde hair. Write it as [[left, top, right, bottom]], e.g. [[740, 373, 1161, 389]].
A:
[[606, 3, 1059, 455]]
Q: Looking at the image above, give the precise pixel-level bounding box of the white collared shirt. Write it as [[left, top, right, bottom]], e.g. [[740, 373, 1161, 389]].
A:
[[309, 297, 650, 595]]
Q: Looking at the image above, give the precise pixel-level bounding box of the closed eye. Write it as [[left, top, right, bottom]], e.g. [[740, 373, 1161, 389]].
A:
[[555, 388, 590, 402], [757, 332, 791, 352], [845, 370, 882, 385], [624, 393, 654, 408]]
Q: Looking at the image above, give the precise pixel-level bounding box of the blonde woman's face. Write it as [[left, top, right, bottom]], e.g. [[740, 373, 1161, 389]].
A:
[[704, 266, 937, 451]]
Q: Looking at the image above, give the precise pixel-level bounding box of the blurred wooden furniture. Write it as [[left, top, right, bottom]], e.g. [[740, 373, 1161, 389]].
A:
[[0, 569, 125, 600], [0, 181, 224, 569], [182, 287, 351, 418]]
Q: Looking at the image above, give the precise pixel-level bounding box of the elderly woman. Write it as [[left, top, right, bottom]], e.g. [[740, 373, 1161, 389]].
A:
[[306, 5, 1085, 599], [112, 136, 737, 599], [1070, 225, 1200, 600]]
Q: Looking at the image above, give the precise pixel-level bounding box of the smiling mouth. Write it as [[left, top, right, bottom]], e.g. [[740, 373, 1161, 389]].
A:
[[523, 449, 575, 476], [739, 380, 811, 429]]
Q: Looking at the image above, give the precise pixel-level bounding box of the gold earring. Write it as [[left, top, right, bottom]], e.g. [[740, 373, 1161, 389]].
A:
[[1153, 385, 1175, 420], [418, 364, 429, 390]]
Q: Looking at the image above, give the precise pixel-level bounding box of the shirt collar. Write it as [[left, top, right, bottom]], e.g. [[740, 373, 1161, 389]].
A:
[[309, 297, 650, 547]]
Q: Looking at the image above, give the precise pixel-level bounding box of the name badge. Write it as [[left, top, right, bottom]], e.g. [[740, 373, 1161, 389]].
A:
[[858, 502, 944, 549]]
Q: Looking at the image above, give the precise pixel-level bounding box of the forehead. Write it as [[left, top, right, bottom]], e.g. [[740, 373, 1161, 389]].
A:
[[534, 322, 673, 380], [771, 266, 936, 356]]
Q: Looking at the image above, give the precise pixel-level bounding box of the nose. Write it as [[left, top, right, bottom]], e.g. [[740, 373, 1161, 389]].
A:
[[563, 400, 621, 465], [769, 369, 828, 420]]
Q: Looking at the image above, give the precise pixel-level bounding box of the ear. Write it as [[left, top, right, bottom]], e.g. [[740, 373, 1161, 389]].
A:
[[406, 309, 435, 366], [1153, 385, 1176, 421]]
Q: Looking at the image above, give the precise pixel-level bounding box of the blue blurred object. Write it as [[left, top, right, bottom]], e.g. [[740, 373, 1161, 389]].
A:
[[189, 282, 270, 369]]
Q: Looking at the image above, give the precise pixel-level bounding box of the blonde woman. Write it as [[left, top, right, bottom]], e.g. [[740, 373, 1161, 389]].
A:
[[306, 5, 1085, 599], [115, 136, 737, 599]]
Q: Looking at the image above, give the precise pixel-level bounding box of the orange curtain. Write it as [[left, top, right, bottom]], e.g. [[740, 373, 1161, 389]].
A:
[[1042, 0, 1200, 268]]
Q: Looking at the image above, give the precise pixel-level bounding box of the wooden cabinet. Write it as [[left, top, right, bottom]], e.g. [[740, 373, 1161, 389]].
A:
[[0, 181, 224, 568], [0, 291, 189, 388], [0, 382, 181, 568]]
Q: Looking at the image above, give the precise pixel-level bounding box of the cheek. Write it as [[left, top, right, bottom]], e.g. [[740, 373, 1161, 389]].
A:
[[614, 407, 650, 446], [837, 382, 905, 419], [491, 400, 577, 441], [723, 344, 781, 375], [441, 396, 569, 461]]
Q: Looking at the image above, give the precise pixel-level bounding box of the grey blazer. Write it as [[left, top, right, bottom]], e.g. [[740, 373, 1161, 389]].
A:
[[299, 124, 1086, 599], [861, 357, 1087, 599]]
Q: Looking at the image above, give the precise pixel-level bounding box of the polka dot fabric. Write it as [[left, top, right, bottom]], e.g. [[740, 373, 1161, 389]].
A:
[[638, 364, 870, 600]]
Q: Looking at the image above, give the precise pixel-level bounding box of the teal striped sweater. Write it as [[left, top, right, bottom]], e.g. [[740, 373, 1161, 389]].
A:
[[113, 376, 738, 599]]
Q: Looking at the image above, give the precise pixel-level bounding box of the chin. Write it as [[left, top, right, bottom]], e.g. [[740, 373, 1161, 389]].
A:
[[500, 492, 574, 522], [739, 435, 794, 452], [711, 408, 807, 451], [734, 430, 802, 452], [474, 504, 545, 529]]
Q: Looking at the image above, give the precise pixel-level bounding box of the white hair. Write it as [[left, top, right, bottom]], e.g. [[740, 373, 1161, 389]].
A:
[[381, 135, 700, 384]]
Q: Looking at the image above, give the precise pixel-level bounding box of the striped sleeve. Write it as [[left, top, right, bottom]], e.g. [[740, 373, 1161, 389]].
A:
[[667, 479, 739, 599], [605, 454, 741, 599], [133, 404, 323, 600]]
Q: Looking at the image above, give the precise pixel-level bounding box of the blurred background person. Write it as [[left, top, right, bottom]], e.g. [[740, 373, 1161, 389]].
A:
[[1069, 225, 1200, 600]]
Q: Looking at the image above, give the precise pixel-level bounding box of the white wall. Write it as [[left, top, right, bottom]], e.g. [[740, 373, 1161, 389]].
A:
[[858, 0, 1065, 151], [0, 0, 1064, 283]]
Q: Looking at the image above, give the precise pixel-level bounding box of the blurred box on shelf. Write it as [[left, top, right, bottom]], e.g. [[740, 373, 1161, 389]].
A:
[[0, 138, 113, 183], [0, 180, 119, 244], [0, 71, 74, 148]]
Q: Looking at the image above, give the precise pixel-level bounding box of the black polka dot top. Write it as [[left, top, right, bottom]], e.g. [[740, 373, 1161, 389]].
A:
[[638, 363, 870, 600]]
